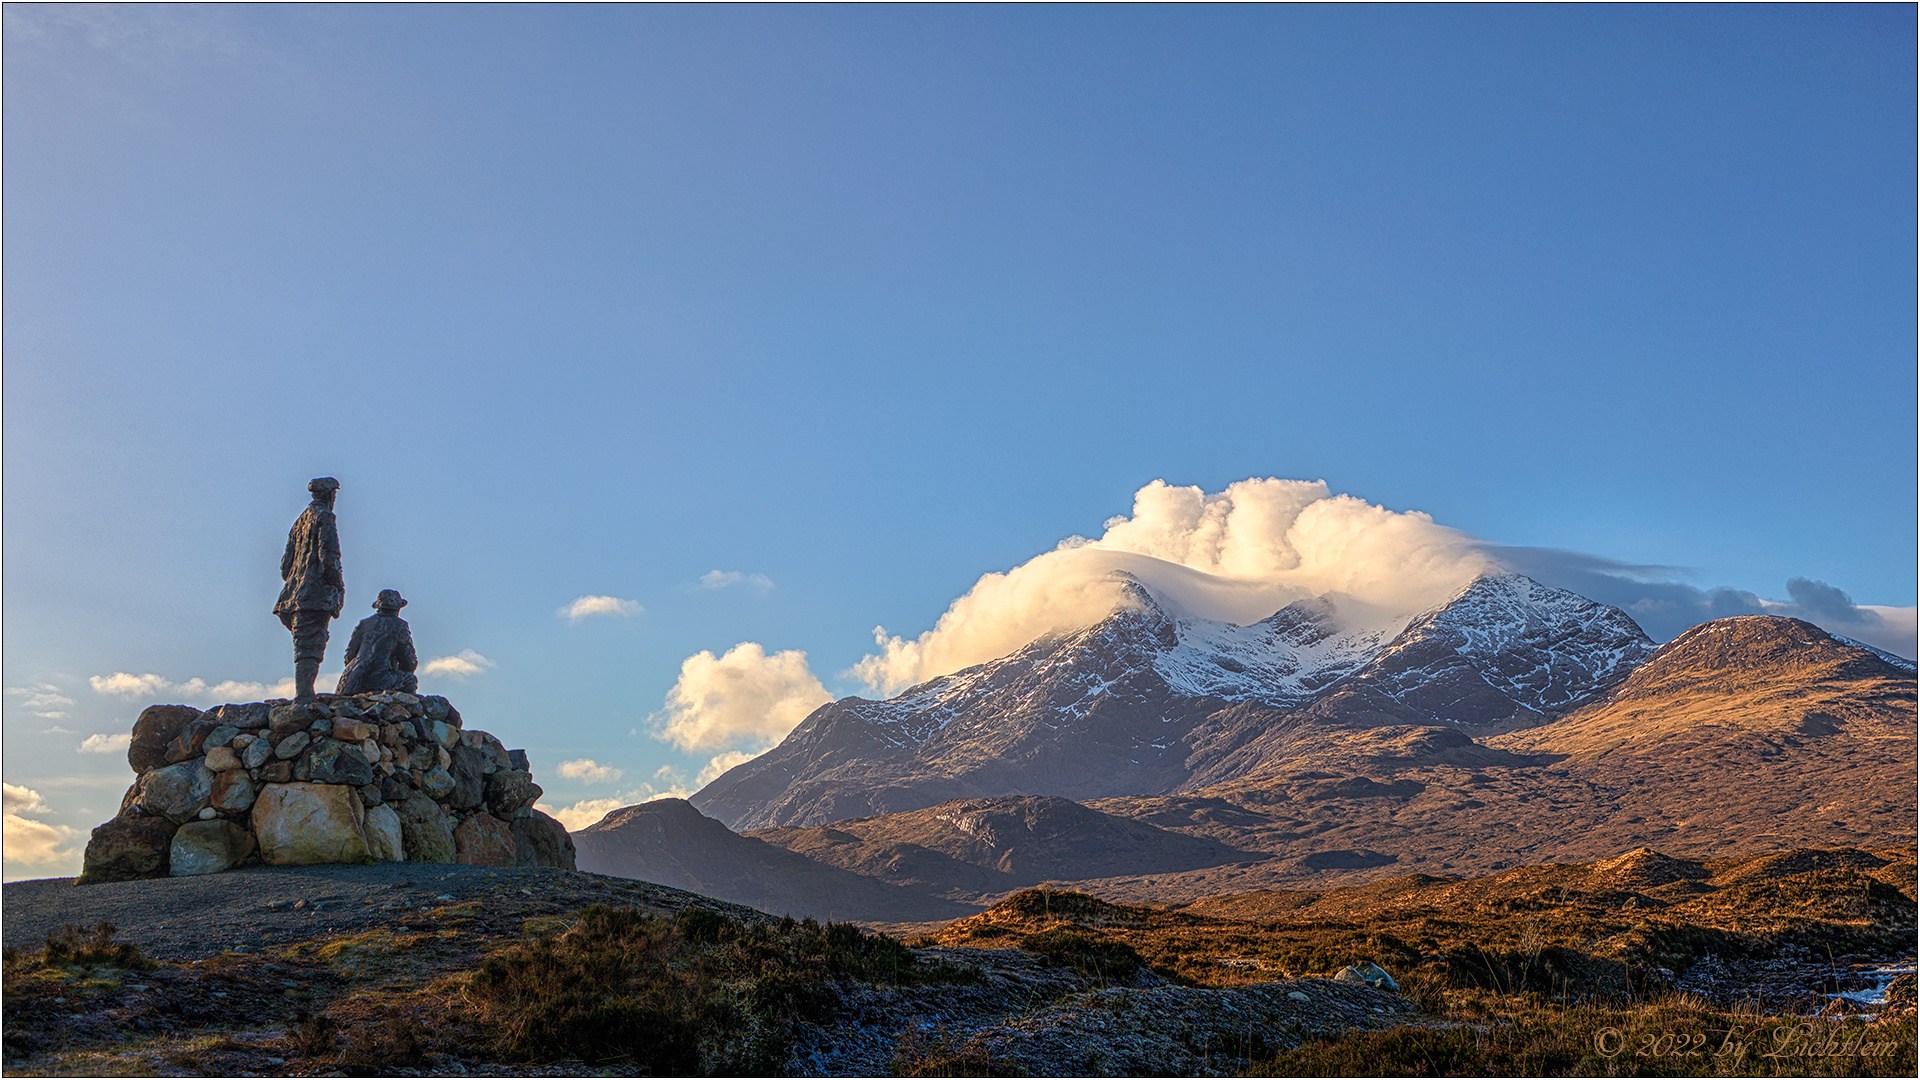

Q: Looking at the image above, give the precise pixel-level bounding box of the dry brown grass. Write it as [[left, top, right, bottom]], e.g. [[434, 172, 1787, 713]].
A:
[[931, 846, 1917, 1001]]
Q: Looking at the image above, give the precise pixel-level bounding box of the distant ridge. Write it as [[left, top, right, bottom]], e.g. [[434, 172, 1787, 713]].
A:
[[746, 795, 1265, 903], [572, 798, 974, 923]]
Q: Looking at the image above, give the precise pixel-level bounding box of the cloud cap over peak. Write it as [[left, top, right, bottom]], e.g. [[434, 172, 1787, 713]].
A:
[[849, 477, 1497, 696], [843, 476, 1916, 698]]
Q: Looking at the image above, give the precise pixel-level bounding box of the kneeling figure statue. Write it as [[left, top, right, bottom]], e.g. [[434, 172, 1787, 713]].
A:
[[335, 589, 419, 695]]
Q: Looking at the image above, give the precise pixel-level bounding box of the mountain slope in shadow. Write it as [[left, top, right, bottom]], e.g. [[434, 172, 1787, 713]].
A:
[[748, 794, 1266, 902], [572, 798, 976, 923]]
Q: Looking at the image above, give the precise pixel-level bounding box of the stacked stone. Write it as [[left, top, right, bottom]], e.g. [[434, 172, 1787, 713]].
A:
[[78, 692, 575, 884]]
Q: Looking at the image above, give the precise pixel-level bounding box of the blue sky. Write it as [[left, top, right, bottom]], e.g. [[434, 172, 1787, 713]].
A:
[[5, 5, 1913, 877]]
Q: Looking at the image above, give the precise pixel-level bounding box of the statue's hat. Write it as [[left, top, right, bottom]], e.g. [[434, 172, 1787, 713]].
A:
[[374, 589, 407, 610]]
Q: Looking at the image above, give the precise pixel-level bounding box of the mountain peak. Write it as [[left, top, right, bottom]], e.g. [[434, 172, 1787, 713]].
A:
[[1297, 570, 1657, 730], [1109, 570, 1163, 613], [1616, 614, 1914, 696], [697, 572, 1667, 829]]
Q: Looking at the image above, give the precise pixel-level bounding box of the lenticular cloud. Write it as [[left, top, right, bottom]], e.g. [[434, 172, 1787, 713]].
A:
[[653, 476, 1915, 769], [847, 478, 1496, 696]]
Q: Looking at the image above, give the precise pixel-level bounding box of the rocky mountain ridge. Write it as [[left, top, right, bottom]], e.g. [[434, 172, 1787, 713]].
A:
[[593, 602, 1920, 919], [694, 571, 1658, 830]]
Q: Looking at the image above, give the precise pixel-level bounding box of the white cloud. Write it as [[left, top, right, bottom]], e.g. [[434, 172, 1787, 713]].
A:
[[847, 478, 1494, 696], [1854, 606, 1919, 660], [43, 725, 75, 735], [535, 767, 694, 830], [4, 783, 51, 815], [654, 642, 833, 753], [557, 758, 623, 784], [89, 672, 171, 698], [537, 796, 630, 832], [205, 678, 295, 701], [559, 595, 644, 623], [644, 476, 1920, 748], [699, 570, 775, 594], [88, 672, 299, 703], [8, 684, 76, 717], [420, 650, 495, 679], [1496, 546, 1920, 661], [2, 783, 80, 870], [697, 749, 762, 786], [78, 732, 132, 754]]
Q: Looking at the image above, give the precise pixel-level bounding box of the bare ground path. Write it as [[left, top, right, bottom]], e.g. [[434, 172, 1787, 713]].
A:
[[1, 863, 746, 963]]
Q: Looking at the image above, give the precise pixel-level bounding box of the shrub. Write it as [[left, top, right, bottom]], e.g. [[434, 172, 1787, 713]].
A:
[[336, 1010, 428, 1076], [1247, 996, 1920, 1078], [466, 904, 940, 1070], [38, 922, 156, 973], [998, 888, 1143, 926], [1018, 928, 1144, 982], [289, 1009, 338, 1058]]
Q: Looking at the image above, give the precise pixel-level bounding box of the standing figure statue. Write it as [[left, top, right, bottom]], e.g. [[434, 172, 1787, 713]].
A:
[[274, 477, 343, 702], [336, 589, 419, 696]]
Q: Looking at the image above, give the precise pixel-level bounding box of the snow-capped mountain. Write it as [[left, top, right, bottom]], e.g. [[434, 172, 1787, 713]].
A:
[[691, 571, 1658, 830], [1151, 593, 1397, 704], [1290, 572, 1656, 730]]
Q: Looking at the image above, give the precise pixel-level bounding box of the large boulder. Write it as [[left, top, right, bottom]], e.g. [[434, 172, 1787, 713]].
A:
[[485, 769, 540, 818], [210, 769, 257, 813], [363, 804, 405, 862], [305, 739, 375, 787], [447, 747, 488, 810], [461, 730, 511, 770], [1336, 961, 1400, 991], [394, 791, 456, 863], [136, 761, 214, 823], [454, 813, 516, 866], [169, 820, 256, 876], [420, 766, 455, 799], [422, 695, 460, 728], [206, 702, 270, 730], [243, 735, 276, 770], [274, 731, 311, 760], [511, 810, 576, 870], [268, 703, 318, 736], [330, 719, 374, 743], [128, 705, 202, 774], [77, 815, 178, 884], [164, 718, 218, 764], [251, 782, 371, 865]]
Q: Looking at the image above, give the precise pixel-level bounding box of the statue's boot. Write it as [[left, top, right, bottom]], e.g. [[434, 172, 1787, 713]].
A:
[[295, 658, 319, 703]]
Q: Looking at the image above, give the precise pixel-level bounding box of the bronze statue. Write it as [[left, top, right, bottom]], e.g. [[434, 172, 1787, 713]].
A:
[[336, 589, 419, 696], [274, 477, 343, 702]]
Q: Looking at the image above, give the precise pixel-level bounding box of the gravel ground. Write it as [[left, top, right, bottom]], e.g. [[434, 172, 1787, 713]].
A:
[[3, 865, 1426, 1077], [1, 863, 755, 963]]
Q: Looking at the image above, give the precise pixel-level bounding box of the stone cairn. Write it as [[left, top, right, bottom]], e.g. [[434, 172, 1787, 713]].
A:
[[78, 691, 575, 883]]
